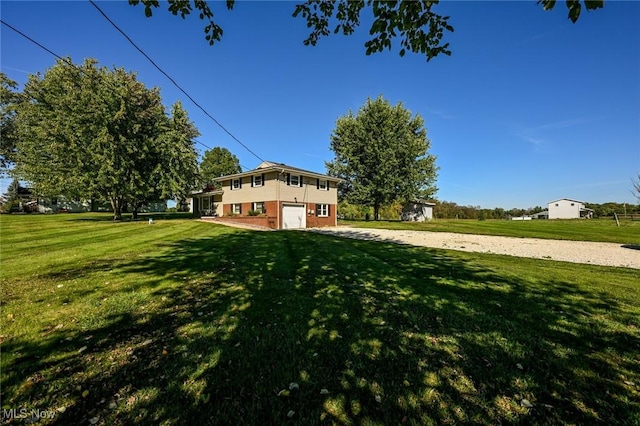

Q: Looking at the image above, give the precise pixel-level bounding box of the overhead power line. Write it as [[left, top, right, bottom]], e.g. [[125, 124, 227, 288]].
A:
[[1, 19, 252, 170], [1, 18, 214, 156], [1, 20, 66, 62], [0, 20, 247, 164], [88, 0, 266, 165]]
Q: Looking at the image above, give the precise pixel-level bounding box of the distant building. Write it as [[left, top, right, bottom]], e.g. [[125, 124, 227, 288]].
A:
[[401, 200, 435, 222], [548, 198, 593, 219], [532, 210, 549, 219]]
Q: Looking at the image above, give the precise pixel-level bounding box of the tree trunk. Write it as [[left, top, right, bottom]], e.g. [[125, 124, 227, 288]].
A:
[[110, 196, 123, 221], [374, 201, 380, 221], [132, 201, 144, 220]]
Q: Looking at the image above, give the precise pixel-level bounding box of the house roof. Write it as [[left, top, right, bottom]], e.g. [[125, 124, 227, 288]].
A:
[[407, 199, 436, 206], [213, 161, 342, 182], [548, 198, 586, 205], [190, 189, 224, 196]]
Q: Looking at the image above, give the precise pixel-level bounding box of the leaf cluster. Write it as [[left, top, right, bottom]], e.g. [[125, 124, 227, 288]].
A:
[[128, 0, 234, 45], [538, 0, 604, 23], [294, 0, 453, 61]]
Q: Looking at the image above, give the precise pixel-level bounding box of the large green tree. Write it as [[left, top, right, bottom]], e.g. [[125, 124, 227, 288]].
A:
[[129, 0, 603, 61], [13, 58, 200, 220], [0, 72, 20, 173], [326, 96, 438, 220], [158, 101, 200, 213], [199, 146, 241, 187]]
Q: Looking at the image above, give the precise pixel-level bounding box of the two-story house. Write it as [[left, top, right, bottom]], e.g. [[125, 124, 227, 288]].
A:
[[189, 161, 340, 229]]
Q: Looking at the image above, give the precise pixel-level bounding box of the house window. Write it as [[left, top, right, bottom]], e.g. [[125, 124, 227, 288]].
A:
[[317, 179, 328, 190], [571, 203, 575, 206], [252, 202, 265, 213], [316, 204, 329, 217], [232, 178, 242, 190], [555, 203, 559, 207], [232, 203, 242, 214], [289, 175, 300, 186], [252, 174, 263, 187]]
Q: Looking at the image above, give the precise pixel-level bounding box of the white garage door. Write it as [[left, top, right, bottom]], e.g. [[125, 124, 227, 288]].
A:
[[282, 204, 306, 229]]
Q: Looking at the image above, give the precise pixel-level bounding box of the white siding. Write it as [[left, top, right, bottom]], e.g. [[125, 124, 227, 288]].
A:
[[548, 199, 583, 219], [219, 172, 337, 206], [219, 172, 278, 204], [278, 175, 336, 205], [401, 203, 434, 222]]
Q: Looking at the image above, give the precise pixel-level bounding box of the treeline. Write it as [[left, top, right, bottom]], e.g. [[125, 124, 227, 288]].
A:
[[433, 202, 546, 220], [436, 201, 639, 219], [338, 200, 639, 220], [584, 202, 640, 217]]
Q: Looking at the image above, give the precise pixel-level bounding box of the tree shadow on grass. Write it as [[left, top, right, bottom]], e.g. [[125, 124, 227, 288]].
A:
[[1, 230, 639, 424]]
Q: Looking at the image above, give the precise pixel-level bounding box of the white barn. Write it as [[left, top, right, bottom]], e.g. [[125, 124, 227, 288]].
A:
[[401, 200, 435, 222], [548, 198, 593, 219]]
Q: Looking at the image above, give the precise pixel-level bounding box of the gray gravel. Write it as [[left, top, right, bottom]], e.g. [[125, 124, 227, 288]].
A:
[[309, 226, 640, 269]]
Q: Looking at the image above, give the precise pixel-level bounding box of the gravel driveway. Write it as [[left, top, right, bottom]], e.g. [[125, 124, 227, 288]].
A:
[[309, 226, 640, 269]]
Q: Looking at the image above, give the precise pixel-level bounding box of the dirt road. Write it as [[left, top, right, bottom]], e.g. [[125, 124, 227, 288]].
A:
[[309, 226, 640, 269]]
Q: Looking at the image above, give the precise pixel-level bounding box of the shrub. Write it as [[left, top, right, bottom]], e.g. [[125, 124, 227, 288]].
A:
[[0, 199, 22, 213]]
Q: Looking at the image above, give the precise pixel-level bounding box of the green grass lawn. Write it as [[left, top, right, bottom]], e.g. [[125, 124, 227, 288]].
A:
[[340, 218, 640, 244], [1, 213, 639, 425]]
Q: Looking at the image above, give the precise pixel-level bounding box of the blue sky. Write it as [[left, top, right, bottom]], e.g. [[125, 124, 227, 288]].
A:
[[1, 1, 638, 208]]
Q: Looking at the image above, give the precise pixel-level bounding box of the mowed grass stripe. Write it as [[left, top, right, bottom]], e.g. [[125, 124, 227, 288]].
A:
[[0, 221, 138, 247], [0, 213, 193, 245], [1, 219, 208, 277], [2, 225, 163, 262]]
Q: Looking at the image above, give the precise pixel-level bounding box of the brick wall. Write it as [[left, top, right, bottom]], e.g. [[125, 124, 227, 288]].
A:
[[214, 215, 277, 229], [220, 201, 336, 229]]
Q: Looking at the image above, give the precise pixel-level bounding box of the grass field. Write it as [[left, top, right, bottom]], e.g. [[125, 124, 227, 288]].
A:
[[1, 213, 639, 425], [340, 218, 640, 244]]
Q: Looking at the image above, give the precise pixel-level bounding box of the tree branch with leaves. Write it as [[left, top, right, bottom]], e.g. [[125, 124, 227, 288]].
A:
[[129, 0, 604, 61]]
